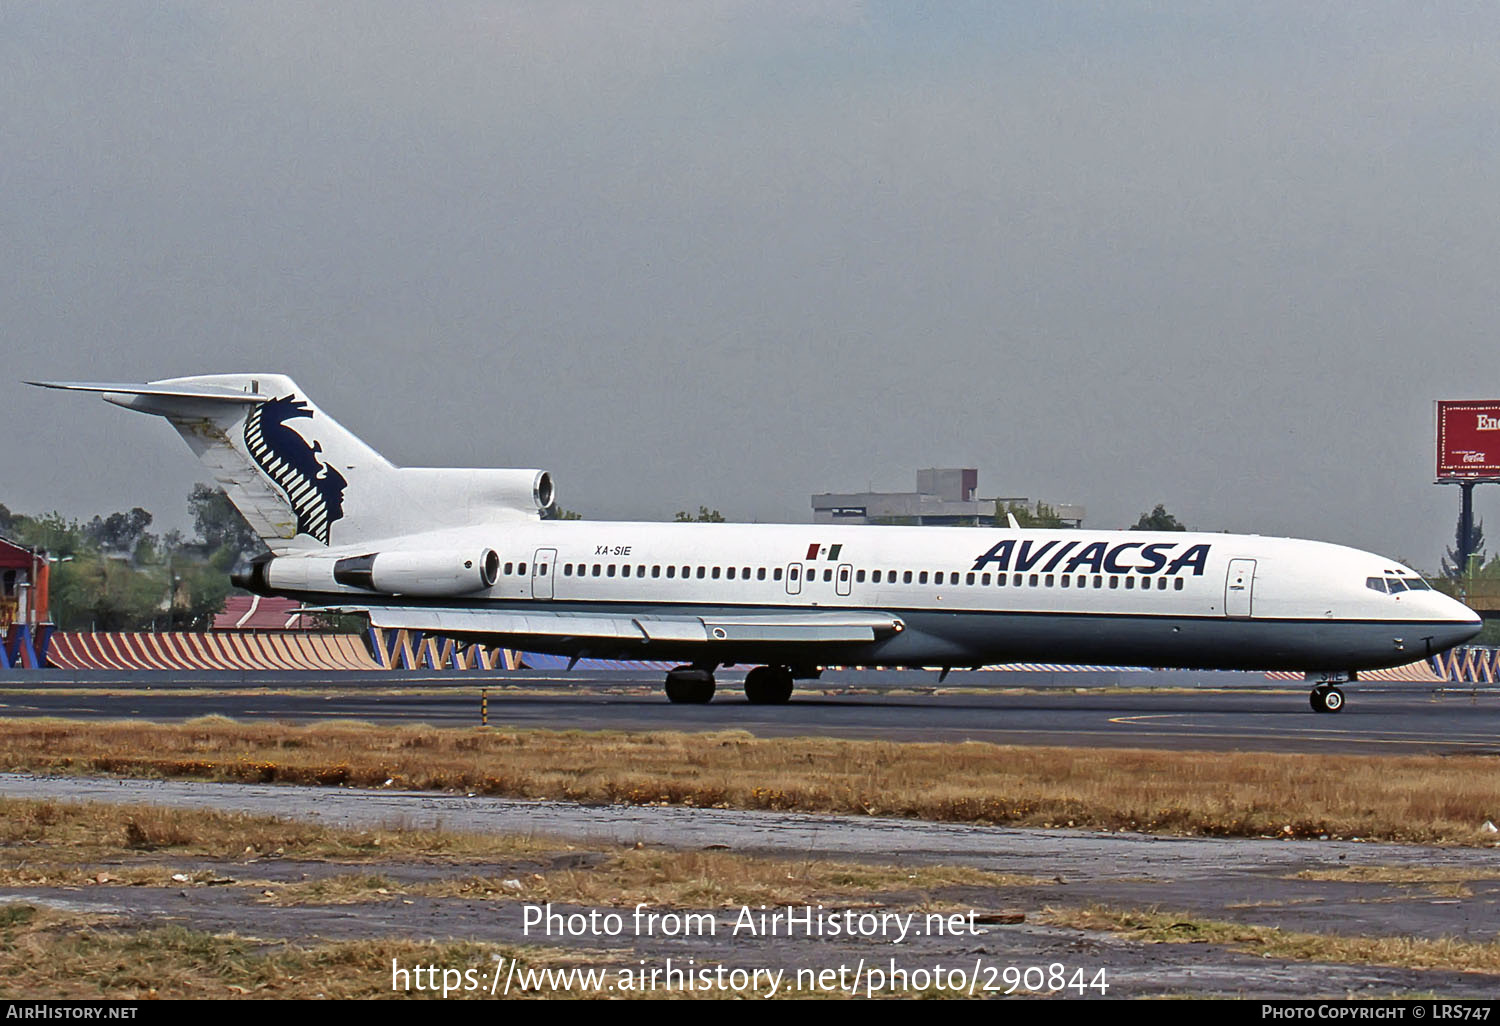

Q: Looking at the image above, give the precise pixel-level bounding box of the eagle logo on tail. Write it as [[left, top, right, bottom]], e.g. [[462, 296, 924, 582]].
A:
[[243, 396, 348, 544]]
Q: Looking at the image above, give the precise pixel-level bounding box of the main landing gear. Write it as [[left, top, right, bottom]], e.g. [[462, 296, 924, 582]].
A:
[[662, 664, 797, 705], [742, 665, 795, 705], [1307, 672, 1353, 714], [664, 666, 716, 704]]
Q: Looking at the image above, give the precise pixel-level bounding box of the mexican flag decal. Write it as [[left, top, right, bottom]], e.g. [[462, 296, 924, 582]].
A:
[[805, 543, 843, 561]]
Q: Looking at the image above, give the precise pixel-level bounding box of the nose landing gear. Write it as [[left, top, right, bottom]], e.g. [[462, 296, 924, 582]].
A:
[[1306, 672, 1353, 714], [1309, 685, 1345, 713]]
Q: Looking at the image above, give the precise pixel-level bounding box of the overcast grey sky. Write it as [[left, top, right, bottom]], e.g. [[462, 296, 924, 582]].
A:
[[4, 2, 1498, 569]]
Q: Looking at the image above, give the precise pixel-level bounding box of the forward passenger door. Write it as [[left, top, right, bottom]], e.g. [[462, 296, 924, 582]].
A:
[[1224, 558, 1255, 618]]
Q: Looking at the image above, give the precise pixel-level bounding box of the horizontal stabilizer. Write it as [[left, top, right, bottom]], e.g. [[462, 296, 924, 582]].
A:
[[28, 380, 267, 404]]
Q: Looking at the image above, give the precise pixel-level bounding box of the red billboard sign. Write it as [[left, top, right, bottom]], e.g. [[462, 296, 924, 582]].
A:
[[1436, 401, 1500, 479]]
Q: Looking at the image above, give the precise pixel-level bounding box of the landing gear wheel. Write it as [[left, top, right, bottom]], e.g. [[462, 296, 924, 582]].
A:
[[743, 666, 794, 705], [1309, 686, 1345, 714], [664, 667, 715, 704]]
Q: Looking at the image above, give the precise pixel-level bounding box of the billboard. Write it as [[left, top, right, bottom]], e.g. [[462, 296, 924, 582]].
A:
[[1436, 401, 1500, 479]]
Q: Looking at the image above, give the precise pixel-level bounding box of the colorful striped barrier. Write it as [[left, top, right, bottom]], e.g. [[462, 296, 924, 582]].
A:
[[43, 631, 381, 671], [1265, 660, 1443, 684], [366, 627, 520, 672], [1430, 647, 1500, 684]]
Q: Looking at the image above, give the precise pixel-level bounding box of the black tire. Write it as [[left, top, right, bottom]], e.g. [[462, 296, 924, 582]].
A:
[[665, 669, 715, 704], [744, 666, 794, 705], [1309, 687, 1328, 713]]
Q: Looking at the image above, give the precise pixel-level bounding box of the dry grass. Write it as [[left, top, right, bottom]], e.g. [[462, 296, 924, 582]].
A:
[[0, 798, 1046, 910], [0, 796, 547, 863], [0, 905, 628, 999], [0, 717, 1496, 843], [1292, 865, 1500, 883], [261, 853, 1048, 908], [1041, 905, 1500, 974]]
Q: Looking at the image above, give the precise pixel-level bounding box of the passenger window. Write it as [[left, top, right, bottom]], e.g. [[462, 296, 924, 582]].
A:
[[1044, 574, 1054, 587], [1108, 576, 1117, 589], [919, 571, 929, 585], [790, 567, 799, 580], [652, 566, 661, 578], [539, 563, 548, 575], [995, 573, 1005, 587], [872, 570, 882, 583], [1125, 577, 1134, 589], [982, 573, 991, 585], [1093, 575, 1102, 588], [697, 567, 706, 579], [840, 567, 850, 582], [727, 567, 736, 580], [774, 568, 783, 581], [667, 566, 676, 578], [1157, 577, 1167, 590], [823, 568, 833, 582], [1028, 574, 1038, 587], [563, 564, 572, 576], [758, 568, 767, 581], [1061, 575, 1070, 588], [856, 570, 866, 583], [743, 567, 751, 579], [904, 571, 913, 584], [1174, 578, 1184, 591], [504, 562, 514, 575], [712, 567, 721, 579], [1013, 574, 1023, 587]]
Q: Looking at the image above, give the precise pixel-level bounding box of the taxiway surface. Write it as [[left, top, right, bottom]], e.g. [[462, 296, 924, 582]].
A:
[[0, 673, 1495, 754]]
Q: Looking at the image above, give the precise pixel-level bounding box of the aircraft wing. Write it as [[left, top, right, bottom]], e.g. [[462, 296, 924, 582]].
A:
[[324, 606, 905, 645]]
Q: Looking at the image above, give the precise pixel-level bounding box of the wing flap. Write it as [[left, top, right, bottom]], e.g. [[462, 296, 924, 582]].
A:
[[351, 606, 902, 645]]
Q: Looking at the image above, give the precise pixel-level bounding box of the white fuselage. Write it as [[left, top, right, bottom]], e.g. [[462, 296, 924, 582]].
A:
[[283, 521, 1482, 672]]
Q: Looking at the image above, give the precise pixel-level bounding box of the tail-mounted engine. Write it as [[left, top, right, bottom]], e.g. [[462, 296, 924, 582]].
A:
[[234, 549, 500, 597]]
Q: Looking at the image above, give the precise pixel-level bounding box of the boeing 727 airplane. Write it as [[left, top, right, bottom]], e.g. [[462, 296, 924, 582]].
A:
[[35, 374, 1481, 712]]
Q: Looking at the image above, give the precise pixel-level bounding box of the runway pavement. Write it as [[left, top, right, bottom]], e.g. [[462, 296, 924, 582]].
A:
[[0, 670, 1495, 754]]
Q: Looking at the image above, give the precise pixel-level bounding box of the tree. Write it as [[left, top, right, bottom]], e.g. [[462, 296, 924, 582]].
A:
[[84, 507, 154, 555], [674, 506, 725, 523], [542, 505, 583, 520], [1441, 511, 1486, 580], [188, 484, 265, 560], [1000, 501, 1066, 529], [1131, 504, 1187, 532]]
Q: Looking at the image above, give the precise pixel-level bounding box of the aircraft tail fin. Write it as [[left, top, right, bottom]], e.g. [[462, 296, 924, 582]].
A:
[[33, 374, 553, 553]]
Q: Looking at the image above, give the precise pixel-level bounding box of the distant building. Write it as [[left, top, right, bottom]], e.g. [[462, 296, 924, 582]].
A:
[[811, 468, 1084, 528], [0, 537, 50, 631], [212, 594, 316, 631]]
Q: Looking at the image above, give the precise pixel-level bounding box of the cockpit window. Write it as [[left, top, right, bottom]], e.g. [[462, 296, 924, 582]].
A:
[[1385, 577, 1408, 594], [1366, 577, 1387, 593], [1405, 577, 1431, 591]]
